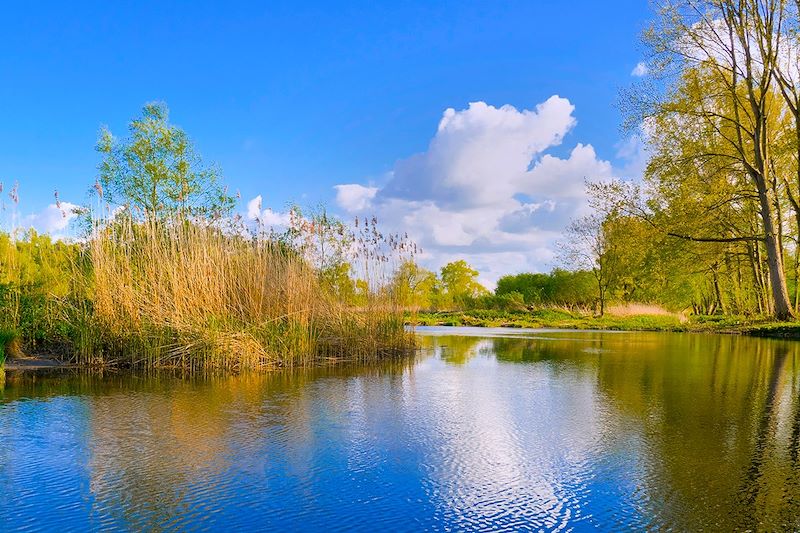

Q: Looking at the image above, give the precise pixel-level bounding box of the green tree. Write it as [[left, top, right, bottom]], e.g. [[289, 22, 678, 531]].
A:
[[496, 273, 549, 305], [96, 102, 233, 220], [624, 0, 794, 319], [320, 262, 357, 304], [549, 269, 597, 308], [496, 269, 598, 308], [440, 260, 488, 308], [392, 260, 438, 309]]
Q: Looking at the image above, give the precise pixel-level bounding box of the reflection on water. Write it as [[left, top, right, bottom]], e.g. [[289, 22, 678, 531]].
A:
[[2, 327, 800, 530]]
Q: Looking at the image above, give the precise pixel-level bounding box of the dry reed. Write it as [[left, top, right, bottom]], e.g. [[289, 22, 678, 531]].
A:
[[80, 216, 413, 370]]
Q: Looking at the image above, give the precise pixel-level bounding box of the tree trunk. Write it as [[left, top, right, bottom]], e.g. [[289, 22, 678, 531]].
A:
[[756, 183, 793, 320], [795, 216, 800, 313], [748, 241, 765, 315], [712, 264, 725, 315], [599, 291, 605, 317], [597, 278, 605, 317]]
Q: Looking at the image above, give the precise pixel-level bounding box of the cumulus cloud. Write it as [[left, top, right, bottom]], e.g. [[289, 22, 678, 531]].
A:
[[631, 62, 649, 77], [333, 98, 617, 285], [246, 195, 262, 220], [379, 97, 576, 208], [334, 184, 378, 212], [25, 202, 81, 235], [246, 195, 291, 227]]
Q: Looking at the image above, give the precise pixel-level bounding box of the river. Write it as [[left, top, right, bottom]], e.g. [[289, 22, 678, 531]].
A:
[[2, 327, 799, 530]]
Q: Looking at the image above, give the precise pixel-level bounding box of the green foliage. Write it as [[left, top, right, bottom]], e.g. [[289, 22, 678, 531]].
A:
[[612, 0, 800, 320], [409, 309, 686, 331], [0, 329, 16, 366], [391, 260, 439, 309], [496, 269, 596, 307], [409, 309, 800, 339], [321, 262, 358, 303], [439, 260, 488, 308], [0, 231, 84, 351], [456, 292, 528, 312], [743, 322, 800, 338], [387, 259, 490, 311], [96, 102, 234, 219]]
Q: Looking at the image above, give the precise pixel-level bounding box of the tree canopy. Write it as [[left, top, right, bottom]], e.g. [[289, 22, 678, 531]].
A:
[[96, 102, 234, 220]]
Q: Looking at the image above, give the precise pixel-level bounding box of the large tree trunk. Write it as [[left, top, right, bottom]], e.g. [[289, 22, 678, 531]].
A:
[[757, 187, 793, 319], [747, 240, 766, 315], [732, 0, 790, 319]]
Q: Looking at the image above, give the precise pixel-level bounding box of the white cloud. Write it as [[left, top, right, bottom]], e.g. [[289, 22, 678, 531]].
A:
[[245, 195, 291, 227], [631, 62, 649, 77], [334, 184, 378, 212], [25, 202, 81, 235], [260, 208, 291, 227], [334, 98, 618, 285], [246, 195, 263, 220], [379, 97, 576, 208]]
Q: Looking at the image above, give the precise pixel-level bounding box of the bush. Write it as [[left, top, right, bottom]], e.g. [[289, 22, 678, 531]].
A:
[[495, 269, 596, 307], [0, 329, 19, 366], [463, 292, 527, 312]]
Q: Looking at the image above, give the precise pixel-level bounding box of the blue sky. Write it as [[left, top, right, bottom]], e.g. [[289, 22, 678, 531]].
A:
[[1, 0, 653, 283]]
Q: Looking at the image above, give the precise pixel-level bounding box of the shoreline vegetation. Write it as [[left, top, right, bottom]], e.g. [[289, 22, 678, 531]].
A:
[[18, 13, 800, 376], [0, 216, 415, 371], [0, 103, 416, 371], [6, 298, 800, 375], [405, 308, 800, 339]]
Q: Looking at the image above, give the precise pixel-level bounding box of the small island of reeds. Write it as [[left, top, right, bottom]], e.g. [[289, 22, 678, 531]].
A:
[[0, 212, 417, 370], [0, 104, 415, 371]]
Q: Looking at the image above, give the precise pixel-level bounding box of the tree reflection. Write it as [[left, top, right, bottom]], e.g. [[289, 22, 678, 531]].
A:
[[5, 333, 800, 530], [1, 360, 416, 530], [426, 331, 800, 530]]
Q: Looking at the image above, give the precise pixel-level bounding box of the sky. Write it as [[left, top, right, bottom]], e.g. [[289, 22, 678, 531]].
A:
[[0, 0, 653, 286]]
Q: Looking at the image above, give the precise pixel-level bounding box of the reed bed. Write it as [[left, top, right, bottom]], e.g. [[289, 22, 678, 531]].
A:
[[70, 216, 414, 370]]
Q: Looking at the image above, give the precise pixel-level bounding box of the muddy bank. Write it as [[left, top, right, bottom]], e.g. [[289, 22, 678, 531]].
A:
[[3, 356, 72, 371]]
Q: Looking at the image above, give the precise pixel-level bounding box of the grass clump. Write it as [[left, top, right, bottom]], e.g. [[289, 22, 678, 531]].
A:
[[0, 329, 20, 367], [0, 103, 419, 371], [81, 215, 416, 369], [408, 308, 800, 337], [740, 321, 800, 338], [1, 212, 417, 370]]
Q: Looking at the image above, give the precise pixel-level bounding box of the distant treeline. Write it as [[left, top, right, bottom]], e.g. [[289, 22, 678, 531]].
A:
[[494, 270, 596, 308], [390, 262, 599, 312]]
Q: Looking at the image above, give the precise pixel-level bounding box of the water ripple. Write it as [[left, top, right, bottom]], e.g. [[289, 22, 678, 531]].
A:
[[2, 331, 800, 530]]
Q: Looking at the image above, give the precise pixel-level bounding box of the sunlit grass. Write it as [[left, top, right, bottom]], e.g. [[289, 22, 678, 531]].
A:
[[0, 213, 415, 370], [75, 218, 414, 369], [0, 329, 19, 367], [409, 308, 688, 331]]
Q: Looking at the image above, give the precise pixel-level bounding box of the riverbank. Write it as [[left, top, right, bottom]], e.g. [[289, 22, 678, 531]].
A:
[[3, 356, 73, 371], [5, 311, 800, 373], [406, 309, 800, 339]]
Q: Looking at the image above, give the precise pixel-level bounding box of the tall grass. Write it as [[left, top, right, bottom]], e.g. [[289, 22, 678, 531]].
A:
[[77, 215, 413, 370], [0, 210, 415, 370], [0, 329, 18, 368]]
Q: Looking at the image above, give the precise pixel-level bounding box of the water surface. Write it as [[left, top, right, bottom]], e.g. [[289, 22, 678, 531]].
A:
[[2, 327, 800, 530]]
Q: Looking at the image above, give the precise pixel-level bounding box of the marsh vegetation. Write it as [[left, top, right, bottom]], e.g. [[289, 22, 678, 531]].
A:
[[0, 104, 414, 370]]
